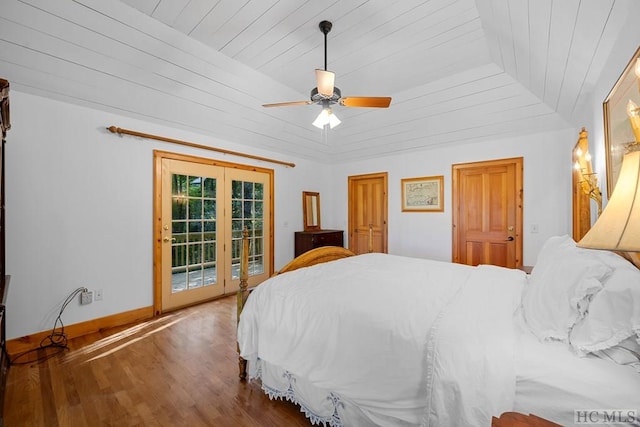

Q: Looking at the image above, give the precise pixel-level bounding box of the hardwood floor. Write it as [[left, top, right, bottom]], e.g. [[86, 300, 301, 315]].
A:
[[4, 295, 311, 426]]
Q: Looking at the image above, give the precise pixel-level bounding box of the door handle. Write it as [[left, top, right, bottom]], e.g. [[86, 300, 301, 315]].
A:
[[163, 236, 176, 243], [505, 236, 514, 241]]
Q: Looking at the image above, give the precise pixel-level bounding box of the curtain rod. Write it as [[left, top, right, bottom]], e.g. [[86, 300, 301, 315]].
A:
[[106, 126, 295, 168]]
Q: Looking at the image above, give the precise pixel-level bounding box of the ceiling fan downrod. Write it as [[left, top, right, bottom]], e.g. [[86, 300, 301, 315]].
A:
[[319, 20, 332, 71]]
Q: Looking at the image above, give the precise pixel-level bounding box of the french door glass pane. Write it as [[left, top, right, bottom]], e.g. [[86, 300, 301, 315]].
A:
[[171, 174, 217, 293], [231, 179, 265, 279]]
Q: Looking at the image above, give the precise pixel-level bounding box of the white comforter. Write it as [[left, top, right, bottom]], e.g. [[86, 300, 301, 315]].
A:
[[237, 253, 527, 426]]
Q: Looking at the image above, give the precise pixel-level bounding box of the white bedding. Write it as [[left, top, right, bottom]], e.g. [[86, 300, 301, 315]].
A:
[[237, 253, 528, 426], [513, 309, 640, 426], [422, 264, 525, 426]]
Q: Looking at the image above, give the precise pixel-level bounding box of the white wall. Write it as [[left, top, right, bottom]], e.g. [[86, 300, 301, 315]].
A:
[[327, 129, 577, 266], [5, 91, 331, 339]]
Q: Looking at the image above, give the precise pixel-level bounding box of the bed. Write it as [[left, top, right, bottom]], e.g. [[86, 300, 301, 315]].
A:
[[236, 235, 640, 426]]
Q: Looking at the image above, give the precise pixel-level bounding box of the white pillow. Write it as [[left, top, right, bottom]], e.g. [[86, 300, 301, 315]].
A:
[[521, 235, 611, 342], [569, 251, 640, 354], [589, 335, 640, 373]]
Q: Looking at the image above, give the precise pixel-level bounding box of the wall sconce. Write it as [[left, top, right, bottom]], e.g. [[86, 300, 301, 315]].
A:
[[636, 58, 640, 91], [628, 99, 640, 142], [573, 128, 602, 216]]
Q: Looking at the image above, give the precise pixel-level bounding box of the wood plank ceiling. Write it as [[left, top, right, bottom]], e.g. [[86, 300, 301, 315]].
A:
[[0, 0, 632, 163]]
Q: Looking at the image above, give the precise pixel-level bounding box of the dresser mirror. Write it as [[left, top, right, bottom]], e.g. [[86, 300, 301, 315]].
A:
[[302, 191, 321, 231]]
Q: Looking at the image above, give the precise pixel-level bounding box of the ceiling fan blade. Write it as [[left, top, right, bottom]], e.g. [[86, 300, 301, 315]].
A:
[[340, 97, 392, 108], [262, 100, 313, 108], [315, 69, 335, 97]]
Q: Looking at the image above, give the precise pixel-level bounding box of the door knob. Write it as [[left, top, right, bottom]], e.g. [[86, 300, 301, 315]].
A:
[[163, 236, 176, 243], [506, 236, 514, 241]]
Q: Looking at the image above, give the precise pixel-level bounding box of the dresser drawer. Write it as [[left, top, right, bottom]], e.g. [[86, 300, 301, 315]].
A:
[[294, 230, 344, 257]]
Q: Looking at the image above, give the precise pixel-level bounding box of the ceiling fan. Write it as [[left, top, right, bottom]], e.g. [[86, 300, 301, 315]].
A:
[[262, 20, 392, 129]]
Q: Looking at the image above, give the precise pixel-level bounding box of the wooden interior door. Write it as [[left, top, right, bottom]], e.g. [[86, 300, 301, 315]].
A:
[[452, 157, 522, 268], [348, 172, 388, 254]]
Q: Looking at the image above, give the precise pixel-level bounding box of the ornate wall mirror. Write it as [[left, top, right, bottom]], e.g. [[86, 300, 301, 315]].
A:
[[302, 191, 321, 231]]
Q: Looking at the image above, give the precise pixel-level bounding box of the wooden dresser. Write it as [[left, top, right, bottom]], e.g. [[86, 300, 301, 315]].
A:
[[0, 78, 9, 427], [0, 276, 8, 424], [294, 230, 344, 257]]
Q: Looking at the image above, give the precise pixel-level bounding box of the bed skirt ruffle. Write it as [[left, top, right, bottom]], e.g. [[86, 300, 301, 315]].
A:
[[250, 358, 345, 426]]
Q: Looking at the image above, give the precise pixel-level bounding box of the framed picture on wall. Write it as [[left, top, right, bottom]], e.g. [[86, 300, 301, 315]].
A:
[[401, 175, 444, 212], [603, 46, 640, 197]]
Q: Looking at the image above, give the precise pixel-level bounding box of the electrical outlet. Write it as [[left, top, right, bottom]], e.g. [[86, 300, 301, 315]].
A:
[[95, 289, 103, 301], [81, 290, 93, 305]]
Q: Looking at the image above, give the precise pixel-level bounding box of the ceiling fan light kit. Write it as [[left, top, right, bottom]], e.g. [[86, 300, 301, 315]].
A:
[[312, 104, 341, 129], [262, 20, 392, 130]]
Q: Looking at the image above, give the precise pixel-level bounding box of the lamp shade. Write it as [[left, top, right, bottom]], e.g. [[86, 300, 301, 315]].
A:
[[578, 148, 640, 251], [312, 108, 330, 128], [312, 108, 341, 129]]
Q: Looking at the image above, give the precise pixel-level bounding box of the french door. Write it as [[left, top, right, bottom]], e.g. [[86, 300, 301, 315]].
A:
[[154, 151, 272, 313]]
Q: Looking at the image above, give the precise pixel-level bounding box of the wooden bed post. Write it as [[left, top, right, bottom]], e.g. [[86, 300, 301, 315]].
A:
[[237, 228, 249, 380]]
